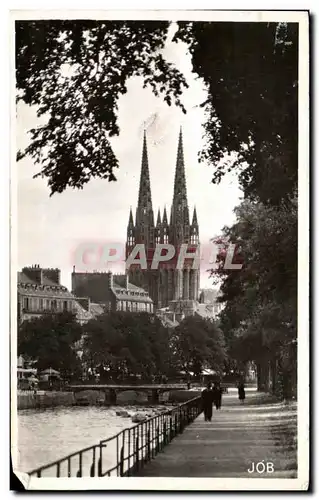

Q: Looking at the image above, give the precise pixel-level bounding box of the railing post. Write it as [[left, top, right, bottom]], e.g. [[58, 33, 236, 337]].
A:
[[119, 446, 124, 477], [147, 429, 151, 461], [128, 429, 131, 476], [156, 425, 160, 453], [76, 452, 82, 477], [90, 447, 96, 477], [98, 443, 103, 477], [135, 435, 139, 473], [179, 408, 183, 433], [116, 435, 119, 475], [152, 418, 156, 458]]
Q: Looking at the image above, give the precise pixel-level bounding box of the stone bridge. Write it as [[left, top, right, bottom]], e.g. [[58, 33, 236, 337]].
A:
[[68, 383, 188, 404]]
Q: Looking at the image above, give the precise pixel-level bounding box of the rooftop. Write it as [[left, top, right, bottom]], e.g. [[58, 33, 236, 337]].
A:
[[18, 272, 73, 298]]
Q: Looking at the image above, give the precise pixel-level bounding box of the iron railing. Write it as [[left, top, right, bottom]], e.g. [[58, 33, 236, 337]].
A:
[[28, 396, 202, 478]]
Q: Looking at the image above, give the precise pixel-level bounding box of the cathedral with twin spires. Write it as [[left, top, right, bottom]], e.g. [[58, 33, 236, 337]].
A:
[[126, 128, 200, 310]]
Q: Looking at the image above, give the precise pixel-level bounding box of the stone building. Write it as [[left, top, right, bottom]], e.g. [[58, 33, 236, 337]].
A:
[[71, 269, 154, 313], [17, 265, 76, 324], [126, 129, 200, 309], [17, 265, 103, 326]]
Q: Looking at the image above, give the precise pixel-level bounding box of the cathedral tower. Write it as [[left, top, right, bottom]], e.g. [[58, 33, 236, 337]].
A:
[[126, 129, 200, 309]]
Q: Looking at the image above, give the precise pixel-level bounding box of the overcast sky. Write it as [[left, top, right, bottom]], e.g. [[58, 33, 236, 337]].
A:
[[17, 23, 243, 290]]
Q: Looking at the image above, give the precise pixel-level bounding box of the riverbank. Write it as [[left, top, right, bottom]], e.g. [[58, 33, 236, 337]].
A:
[[17, 388, 201, 410]]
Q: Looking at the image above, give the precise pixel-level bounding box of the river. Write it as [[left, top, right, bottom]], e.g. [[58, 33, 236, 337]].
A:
[[16, 405, 148, 475]]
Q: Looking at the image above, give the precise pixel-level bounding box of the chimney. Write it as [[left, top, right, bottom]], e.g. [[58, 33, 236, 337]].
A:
[[43, 268, 61, 285], [22, 265, 43, 285], [114, 273, 129, 289], [107, 272, 114, 289]]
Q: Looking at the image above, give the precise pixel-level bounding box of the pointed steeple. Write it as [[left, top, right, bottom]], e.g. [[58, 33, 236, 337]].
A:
[[156, 208, 161, 227], [136, 130, 154, 227], [128, 206, 134, 227], [173, 127, 187, 203], [126, 206, 135, 249], [162, 206, 168, 225], [190, 206, 199, 245], [192, 206, 198, 226], [170, 128, 190, 244]]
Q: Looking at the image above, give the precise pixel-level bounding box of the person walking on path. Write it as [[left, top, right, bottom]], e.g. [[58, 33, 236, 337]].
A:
[[213, 382, 223, 410], [237, 381, 246, 404], [201, 382, 214, 421]]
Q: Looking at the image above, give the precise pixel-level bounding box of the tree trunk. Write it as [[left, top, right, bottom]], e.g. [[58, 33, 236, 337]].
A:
[[257, 363, 262, 391], [270, 358, 277, 394], [257, 359, 270, 392]]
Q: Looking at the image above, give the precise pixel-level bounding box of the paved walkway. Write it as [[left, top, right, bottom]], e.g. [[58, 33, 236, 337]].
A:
[[138, 390, 297, 478]]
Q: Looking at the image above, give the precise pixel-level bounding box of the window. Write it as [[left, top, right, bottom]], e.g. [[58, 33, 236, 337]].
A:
[[63, 301, 68, 311], [24, 297, 29, 310], [39, 299, 43, 311], [51, 300, 57, 311]]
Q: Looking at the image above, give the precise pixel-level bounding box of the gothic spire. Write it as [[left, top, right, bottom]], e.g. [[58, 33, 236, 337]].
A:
[[170, 128, 190, 241], [136, 130, 154, 226], [128, 206, 134, 227], [172, 127, 187, 204], [192, 206, 198, 226], [156, 208, 161, 227], [162, 205, 168, 225]]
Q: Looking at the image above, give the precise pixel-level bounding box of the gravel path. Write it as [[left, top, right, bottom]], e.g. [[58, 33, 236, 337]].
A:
[[137, 390, 297, 478]]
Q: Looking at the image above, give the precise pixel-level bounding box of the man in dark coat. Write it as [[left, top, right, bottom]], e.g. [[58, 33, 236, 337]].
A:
[[201, 382, 214, 421], [213, 382, 223, 410], [238, 382, 246, 403]]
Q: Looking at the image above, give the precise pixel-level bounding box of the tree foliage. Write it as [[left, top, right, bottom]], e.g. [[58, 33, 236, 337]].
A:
[[82, 312, 226, 382], [18, 312, 83, 377], [171, 316, 226, 378], [216, 198, 297, 396], [174, 21, 298, 205], [83, 311, 172, 381], [16, 20, 297, 204], [16, 21, 187, 194]]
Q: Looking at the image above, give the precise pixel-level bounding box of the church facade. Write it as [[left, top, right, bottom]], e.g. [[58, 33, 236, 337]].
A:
[[126, 129, 200, 309]]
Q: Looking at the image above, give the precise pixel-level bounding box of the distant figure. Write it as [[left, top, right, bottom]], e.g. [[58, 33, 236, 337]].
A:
[[238, 382, 246, 403], [201, 382, 214, 421], [213, 382, 223, 410]]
